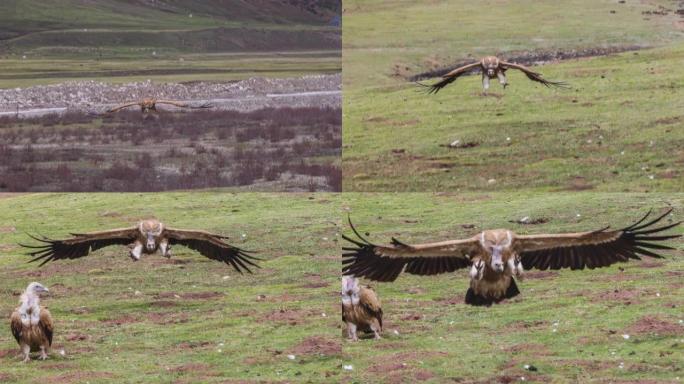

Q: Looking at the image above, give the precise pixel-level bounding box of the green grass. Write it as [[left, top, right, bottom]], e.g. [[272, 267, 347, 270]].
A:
[[0, 193, 341, 383], [340, 192, 684, 383], [0, 0, 341, 88], [342, 0, 684, 192]]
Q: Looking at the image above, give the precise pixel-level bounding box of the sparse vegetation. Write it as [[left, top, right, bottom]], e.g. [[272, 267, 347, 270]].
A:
[[0, 108, 341, 192]]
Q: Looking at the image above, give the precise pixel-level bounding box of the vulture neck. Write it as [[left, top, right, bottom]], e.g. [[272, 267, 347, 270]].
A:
[[19, 291, 41, 325]]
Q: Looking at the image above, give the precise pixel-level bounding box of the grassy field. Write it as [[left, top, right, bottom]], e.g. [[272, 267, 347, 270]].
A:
[[342, 0, 684, 192], [0, 0, 341, 88], [0, 193, 341, 383], [341, 192, 684, 383]]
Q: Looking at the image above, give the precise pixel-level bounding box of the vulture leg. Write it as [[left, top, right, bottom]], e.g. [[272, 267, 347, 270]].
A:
[[346, 322, 358, 341], [39, 346, 48, 360], [481, 74, 490, 95], [130, 241, 143, 261], [159, 239, 171, 258], [497, 71, 508, 88], [21, 344, 30, 363], [371, 323, 381, 340]]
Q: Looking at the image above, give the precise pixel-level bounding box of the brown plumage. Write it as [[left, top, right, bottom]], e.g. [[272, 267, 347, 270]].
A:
[[420, 55, 569, 94], [105, 98, 212, 115], [19, 219, 260, 273], [10, 282, 54, 363], [343, 209, 680, 306], [341, 276, 382, 340]]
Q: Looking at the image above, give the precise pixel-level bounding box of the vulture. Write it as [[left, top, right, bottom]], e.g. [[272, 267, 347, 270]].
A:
[[10, 282, 54, 363], [105, 98, 212, 116], [341, 276, 383, 341], [20, 219, 260, 273], [343, 210, 680, 306], [421, 56, 568, 94]]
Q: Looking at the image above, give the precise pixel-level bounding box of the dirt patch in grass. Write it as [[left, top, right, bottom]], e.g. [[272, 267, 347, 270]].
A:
[[150, 300, 178, 307], [636, 260, 666, 268], [65, 332, 89, 342], [0, 226, 16, 233], [0, 374, 14, 382], [177, 341, 211, 350], [298, 274, 330, 289], [155, 291, 223, 300], [504, 343, 553, 356], [625, 315, 682, 336], [410, 45, 644, 81], [0, 348, 16, 358], [593, 288, 651, 305], [47, 371, 115, 384], [101, 314, 139, 325], [523, 271, 559, 280], [167, 363, 212, 373], [147, 311, 190, 325], [264, 308, 314, 325], [288, 335, 341, 356]]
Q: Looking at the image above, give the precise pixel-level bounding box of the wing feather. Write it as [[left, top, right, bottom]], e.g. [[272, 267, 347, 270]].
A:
[[39, 307, 53, 346], [19, 227, 138, 266], [164, 228, 261, 274], [418, 61, 481, 94], [500, 61, 569, 89], [342, 217, 480, 282], [516, 210, 680, 270], [106, 102, 140, 113], [10, 310, 22, 344], [156, 100, 213, 109]]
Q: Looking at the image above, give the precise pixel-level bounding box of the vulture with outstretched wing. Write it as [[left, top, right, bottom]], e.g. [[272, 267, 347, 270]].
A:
[[420, 56, 569, 94], [19, 219, 260, 273], [343, 210, 680, 306], [105, 98, 212, 115]]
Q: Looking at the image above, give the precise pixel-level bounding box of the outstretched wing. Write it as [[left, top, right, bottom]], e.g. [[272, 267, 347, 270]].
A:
[[156, 100, 213, 109], [106, 102, 140, 113], [418, 61, 481, 94], [164, 228, 260, 273], [39, 307, 54, 346], [342, 218, 481, 282], [515, 209, 680, 270], [10, 310, 22, 344], [500, 61, 569, 88], [19, 227, 138, 266]]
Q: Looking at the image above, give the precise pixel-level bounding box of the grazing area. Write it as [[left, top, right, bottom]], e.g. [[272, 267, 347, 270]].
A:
[[341, 192, 683, 383], [0, 193, 341, 383], [342, 0, 684, 192], [0, 107, 341, 192], [0, 0, 341, 88]]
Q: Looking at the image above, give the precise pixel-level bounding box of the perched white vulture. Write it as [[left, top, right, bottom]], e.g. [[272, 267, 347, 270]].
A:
[[20, 219, 260, 273], [341, 276, 382, 341], [421, 56, 569, 94], [10, 282, 54, 363], [343, 210, 680, 306], [105, 98, 212, 115]]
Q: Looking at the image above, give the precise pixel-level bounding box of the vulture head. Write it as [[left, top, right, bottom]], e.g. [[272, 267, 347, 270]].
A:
[[479, 230, 516, 274], [139, 219, 164, 252], [341, 276, 361, 306], [26, 282, 49, 296]]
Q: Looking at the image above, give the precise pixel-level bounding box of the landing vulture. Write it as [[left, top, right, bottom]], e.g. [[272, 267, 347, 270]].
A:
[[421, 56, 569, 94], [20, 219, 260, 273], [10, 282, 54, 362], [343, 210, 680, 306], [105, 98, 212, 115]]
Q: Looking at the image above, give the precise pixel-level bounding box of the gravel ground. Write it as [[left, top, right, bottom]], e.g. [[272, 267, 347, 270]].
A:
[[0, 74, 341, 114]]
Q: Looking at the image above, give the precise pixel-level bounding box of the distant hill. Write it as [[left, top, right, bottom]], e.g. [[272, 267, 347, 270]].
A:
[[0, 0, 341, 55]]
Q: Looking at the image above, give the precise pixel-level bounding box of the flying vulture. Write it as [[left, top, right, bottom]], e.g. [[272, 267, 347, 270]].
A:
[[20, 219, 260, 273], [342, 276, 382, 341], [343, 210, 680, 306], [421, 56, 569, 94], [10, 282, 54, 363], [105, 98, 212, 116]]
